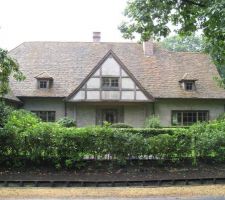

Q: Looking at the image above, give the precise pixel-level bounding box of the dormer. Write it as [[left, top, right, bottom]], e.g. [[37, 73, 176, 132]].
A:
[[34, 72, 53, 89], [179, 73, 198, 91]]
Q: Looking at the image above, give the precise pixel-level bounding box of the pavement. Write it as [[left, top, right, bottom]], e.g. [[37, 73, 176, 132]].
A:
[[2, 197, 225, 200]]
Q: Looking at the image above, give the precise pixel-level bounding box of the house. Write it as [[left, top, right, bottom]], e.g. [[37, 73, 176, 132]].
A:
[[6, 32, 225, 127]]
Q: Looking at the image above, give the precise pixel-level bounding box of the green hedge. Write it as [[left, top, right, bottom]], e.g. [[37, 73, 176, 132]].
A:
[[1, 110, 225, 169]]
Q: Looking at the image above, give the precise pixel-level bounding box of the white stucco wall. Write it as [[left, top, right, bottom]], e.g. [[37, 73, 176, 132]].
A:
[[22, 97, 66, 120], [76, 104, 96, 127], [155, 99, 225, 126], [124, 104, 151, 127]]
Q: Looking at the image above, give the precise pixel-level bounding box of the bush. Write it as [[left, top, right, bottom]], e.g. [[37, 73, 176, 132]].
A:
[[145, 115, 161, 128], [110, 123, 133, 128], [190, 121, 225, 163], [2, 113, 225, 168], [0, 101, 13, 127], [57, 117, 76, 127], [5, 109, 40, 134]]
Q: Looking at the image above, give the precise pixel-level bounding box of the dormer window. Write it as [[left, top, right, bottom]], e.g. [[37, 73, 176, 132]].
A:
[[34, 72, 53, 90], [39, 80, 48, 89], [179, 73, 198, 92], [185, 81, 194, 91]]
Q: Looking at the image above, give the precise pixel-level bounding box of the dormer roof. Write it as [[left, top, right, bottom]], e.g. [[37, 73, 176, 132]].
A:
[[34, 72, 53, 80], [179, 73, 198, 82]]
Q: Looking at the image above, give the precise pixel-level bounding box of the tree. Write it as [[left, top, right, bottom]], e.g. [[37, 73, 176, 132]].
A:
[[160, 35, 206, 52], [0, 48, 25, 97], [119, 0, 225, 72]]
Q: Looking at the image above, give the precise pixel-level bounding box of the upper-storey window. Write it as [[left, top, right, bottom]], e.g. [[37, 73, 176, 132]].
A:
[[35, 72, 53, 89], [102, 77, 119, 89], [185, 81, 195, 91], [39, 80, 48, 89], [179, 73, 197, 92]]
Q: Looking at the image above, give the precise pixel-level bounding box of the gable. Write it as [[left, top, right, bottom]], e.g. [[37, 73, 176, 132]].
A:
[[67, 51, 153, 102]]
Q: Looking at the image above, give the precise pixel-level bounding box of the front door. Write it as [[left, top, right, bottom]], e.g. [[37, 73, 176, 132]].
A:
[[102, 109, 118, 124]]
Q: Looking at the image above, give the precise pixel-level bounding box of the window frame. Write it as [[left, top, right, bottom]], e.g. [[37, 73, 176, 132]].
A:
[[184, 81, 195, 91], [171, 110, 209, 126], [101, 109, 118, 125], [38, 80, 49, 89], [32, 111, 56, 122], [101, 77, 119, 90]]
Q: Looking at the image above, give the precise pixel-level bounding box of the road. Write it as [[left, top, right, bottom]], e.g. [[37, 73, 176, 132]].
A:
[[2, 197, 225, 200]]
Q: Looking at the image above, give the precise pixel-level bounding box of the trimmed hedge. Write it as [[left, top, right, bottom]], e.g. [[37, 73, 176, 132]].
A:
[[1, 109, 225, 169]]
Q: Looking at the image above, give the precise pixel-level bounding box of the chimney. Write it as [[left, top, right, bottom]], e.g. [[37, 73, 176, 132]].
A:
[[143, 39, 154, 56], [93, 32, 101, 42]]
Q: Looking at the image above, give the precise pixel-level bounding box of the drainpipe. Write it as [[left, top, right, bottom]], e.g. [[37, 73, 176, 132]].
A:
[[64, 102, 67, 117], [152, 102, 155, 115]]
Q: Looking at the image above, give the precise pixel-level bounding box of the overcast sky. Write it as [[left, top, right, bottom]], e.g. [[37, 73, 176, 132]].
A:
[[0, 0, 133, 50]]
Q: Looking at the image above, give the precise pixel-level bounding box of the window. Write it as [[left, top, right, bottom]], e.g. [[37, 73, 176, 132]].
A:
[[184, 81, 195, 91], [39, 80, 48, 89], [102, 77, 119, 89], [102, 109, 118, 124], [172, 111, 209, 126], [32, 111, 56, 122]]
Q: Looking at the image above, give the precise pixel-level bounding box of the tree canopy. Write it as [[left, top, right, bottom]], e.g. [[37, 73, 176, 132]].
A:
[[160, 35, 205, 52], [119, 0, 225, 70], [0, 48, 25, 97]]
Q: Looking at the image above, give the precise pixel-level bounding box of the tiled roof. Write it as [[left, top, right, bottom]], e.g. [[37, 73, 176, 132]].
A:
[[8, 41, 225, 99], [3, 91, 22, 103]]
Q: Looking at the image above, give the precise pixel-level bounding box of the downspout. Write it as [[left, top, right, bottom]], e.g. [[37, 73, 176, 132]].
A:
[[64, 101, 67, 117], [152, 101, 155, 115]]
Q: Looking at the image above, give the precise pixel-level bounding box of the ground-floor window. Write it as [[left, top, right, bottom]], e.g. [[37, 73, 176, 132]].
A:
[[172, 110, 209, 126], [32, 111, 56, 122]]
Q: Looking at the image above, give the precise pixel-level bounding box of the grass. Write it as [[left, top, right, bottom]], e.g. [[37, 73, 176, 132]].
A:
[[1, 185, 225, 198]]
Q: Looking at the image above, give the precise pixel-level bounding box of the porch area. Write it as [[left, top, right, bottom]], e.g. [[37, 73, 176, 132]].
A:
[[66, 102, 153, 127]]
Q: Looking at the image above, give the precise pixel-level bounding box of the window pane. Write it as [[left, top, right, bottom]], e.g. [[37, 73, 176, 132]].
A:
[[172, 111, 209, 126], [40, 80, 47, 88], [31, 111, 56, 122], [39, 111, 47, 121], [185, 82, 194, 91], [48, 111, 56, 122], [111, 78, 119, 87], [102, 78, 110, 87], [102, 77, 119, 88]]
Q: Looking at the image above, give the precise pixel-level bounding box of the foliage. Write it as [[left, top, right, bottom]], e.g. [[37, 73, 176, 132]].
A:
[[2, 109, 225, 168], [0, 48, 25, 96], [119, 0, 225, 78], [110, 123, 133, 128], [57, 117, 76, 128], [189, 121, 225, 162], [5, 109, 40, 134], [216, 113, 225, 121], [144, 115, 161, 128], [160, 35, 206, 52], [0, 101, 13, 127]]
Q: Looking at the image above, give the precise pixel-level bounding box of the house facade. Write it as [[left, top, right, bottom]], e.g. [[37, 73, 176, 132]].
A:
[[6, 32, 225, 127]]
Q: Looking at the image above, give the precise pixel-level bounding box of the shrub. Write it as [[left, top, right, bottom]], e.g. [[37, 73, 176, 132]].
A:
[[144, 115, 161, 128], [0, 101, 13, 127], [110, 123, 133, 128], [2, 114, 225, 168], [5, 109, 40, 134], [57, 117, 76, 127], [190, 121, 225, 162]]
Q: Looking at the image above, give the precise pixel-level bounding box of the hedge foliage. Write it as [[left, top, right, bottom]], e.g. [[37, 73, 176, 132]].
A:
[[1, 109, 225, 168]]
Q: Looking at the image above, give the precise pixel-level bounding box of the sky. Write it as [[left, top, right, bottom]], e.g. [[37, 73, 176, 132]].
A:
[[0, 0, 133, 50]]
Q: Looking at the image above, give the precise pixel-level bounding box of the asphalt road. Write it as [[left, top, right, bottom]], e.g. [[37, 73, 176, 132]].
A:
[[2, 197, 225, 200]]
